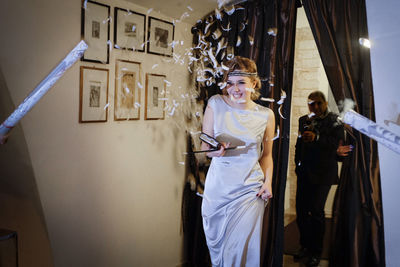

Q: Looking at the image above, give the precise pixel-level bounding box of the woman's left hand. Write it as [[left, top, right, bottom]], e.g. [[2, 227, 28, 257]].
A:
[[257, 181, 273, 200]]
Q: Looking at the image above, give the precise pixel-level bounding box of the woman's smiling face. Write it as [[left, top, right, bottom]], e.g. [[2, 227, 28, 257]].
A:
[[226, 76, 255, 103]]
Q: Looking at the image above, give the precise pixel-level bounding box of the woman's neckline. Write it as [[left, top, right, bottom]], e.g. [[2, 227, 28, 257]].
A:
[[220, 95, 257, 111]]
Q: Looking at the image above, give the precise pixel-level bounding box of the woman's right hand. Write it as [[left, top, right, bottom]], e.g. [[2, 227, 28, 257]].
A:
[[206, 142, 229, 157]]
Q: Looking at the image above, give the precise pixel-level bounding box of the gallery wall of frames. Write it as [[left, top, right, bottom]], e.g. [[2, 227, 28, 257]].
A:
[[80, 0, 175, 122]]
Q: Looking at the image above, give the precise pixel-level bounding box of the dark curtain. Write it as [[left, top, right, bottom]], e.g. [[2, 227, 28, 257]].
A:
[[188, 0, 298, 266], [301, 1, 385, 266]]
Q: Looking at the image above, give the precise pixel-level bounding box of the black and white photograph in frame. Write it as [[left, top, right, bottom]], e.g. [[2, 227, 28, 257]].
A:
[[147, 17, 174, 57], [114, 60, 141, 120], [81, 0, 110, 63], [145, 73, 166, 120], [79, 66, 109, 122], [114, 8, 146, 51]]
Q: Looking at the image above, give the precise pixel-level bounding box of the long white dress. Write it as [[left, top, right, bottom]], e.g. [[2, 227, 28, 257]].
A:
[[202, 94, 271, 267]]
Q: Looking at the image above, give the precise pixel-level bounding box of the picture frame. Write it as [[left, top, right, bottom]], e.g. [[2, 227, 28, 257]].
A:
[[145, 74, 166, 120], [79, 66, 109, 122], [81, 0, 110, 63], [114, 8, 146, 51], [114, 60, 141, 120], [147, 17, 174, 57]]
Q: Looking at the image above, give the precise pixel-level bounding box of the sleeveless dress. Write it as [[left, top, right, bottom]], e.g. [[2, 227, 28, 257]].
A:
[[202, 94, 271, 267]]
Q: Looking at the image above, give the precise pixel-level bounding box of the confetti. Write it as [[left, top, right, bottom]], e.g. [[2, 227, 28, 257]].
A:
[[103, 16, 112, 24], [152, 64, 159, 69], [147, 8, 153, 14], [134, 102, 140, 108], [178, 161, 185, 165], [236, 36, 242, 47], [137, 82, 143, 89], [131, 25, 136, 32], [215, 8, 223, 20], [114, 44, 121, 49], [187, 6, 193, 11], [107, 40, 112, 51], [104, 103, 110, 110], [278, 105, 286, 119], [267, 27, 277, 36], [124, 87, 130, 93], [224, 6, 236, 15], [249, 36, 254, 46], [83, 0, 88, 9], [158, 98, 169, 101], [221, 23, 231, 32], [164, 79, 172, 87], [272, 126, 280, 140], [260, 97, 275, 102]]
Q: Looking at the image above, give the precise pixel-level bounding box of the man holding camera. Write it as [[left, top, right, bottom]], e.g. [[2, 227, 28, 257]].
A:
[[293, 91, 350, 266]]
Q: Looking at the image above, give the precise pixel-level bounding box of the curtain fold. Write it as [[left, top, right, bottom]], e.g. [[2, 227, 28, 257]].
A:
[[189, 0, 298, 265], [301, 0, 385, 266]]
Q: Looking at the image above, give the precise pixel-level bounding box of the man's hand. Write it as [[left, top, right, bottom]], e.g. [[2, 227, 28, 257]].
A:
[[302, 131, 316, 142], [337, 140, 352, 156]]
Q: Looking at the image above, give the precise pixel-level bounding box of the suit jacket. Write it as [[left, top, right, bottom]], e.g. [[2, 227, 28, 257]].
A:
[[295, 112, 344, 185]]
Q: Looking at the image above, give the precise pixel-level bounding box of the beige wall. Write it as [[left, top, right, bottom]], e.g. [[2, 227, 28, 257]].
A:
[[285, 7, 336, 218], [0, 0, 200, 266]]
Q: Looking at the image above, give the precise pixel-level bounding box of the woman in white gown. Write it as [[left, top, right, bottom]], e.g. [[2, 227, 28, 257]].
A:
[[201, 56, 275, 267]]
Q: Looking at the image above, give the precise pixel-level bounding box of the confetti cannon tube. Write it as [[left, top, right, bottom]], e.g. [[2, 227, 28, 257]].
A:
[[0, 40, 88, 135], [343, 109, 400, 155]]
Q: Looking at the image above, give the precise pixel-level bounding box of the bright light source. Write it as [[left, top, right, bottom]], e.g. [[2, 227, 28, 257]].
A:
[[359, 38, 371, 48]]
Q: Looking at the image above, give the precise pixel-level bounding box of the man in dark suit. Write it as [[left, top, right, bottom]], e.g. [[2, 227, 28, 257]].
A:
[[294, 91, 350, 266]]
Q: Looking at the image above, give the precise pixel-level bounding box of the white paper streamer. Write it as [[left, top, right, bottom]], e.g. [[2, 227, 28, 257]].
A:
[[0, 40, 88, 135], [342, 110, 400, 155]]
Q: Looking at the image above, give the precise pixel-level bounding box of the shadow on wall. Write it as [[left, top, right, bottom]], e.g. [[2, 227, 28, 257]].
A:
[[0, 67, 54, 267]]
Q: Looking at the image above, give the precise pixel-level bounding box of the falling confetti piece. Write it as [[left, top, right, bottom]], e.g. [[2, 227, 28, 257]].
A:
[[103, 16, 112, 24], [134, 102, 140, 108], [236, 36, 242, 47], [137, 82, 143, 89], [308, 112, 315, 118], [178, 162, 185, 165], [114, 44, 121, 49], [152, 64, 159, 69], [249, 36, 254, 46], [190, 131, 202, 135], [158, 98, 169, 101], [221, 23, 231, 31], [187, 6, 193, 11], [215, 8, 223, 20], [224, 6, 236, 15], [164, 79, 172, 87], [260, 97, 275, 102], [83, 0, 88, 9], [267, 27, 277, 36], [104, 103, 110, 110], [132, 25, 136, 32], [125, 87, 130, 93], [278, 105, 286, 119], [218, 82, 227, 89], [195, 112, 201, 117], [272, 126, 280, 140], [147, 8, 153, 14], [107, 40, 113, 51]]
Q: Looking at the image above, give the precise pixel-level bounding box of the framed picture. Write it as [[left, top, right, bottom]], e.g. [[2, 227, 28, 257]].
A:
[[145, 74, 166, 120], [79, 66, 109, 122], [147, 17, 174, 57], [81, 0, 110, 63], [114, 8, 146, 51], [114, 60, 141, 120]]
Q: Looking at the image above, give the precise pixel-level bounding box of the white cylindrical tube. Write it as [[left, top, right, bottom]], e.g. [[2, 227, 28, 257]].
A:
[[343, 109, 400, 155], [0, 40, 88, 135]]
